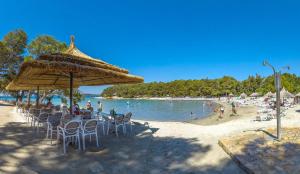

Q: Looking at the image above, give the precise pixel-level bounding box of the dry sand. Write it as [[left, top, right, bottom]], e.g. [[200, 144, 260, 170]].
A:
[[1, 102, 300, 174], [190, 102, 257, 125]]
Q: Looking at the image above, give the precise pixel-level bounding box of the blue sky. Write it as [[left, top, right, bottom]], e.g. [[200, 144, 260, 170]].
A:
[[1, 0, 300, 94]]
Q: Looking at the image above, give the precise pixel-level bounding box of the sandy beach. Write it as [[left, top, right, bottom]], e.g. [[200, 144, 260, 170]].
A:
[[190, 102, 257, 125], [1, 102, 300, 173], [1, 2, 300, 173]]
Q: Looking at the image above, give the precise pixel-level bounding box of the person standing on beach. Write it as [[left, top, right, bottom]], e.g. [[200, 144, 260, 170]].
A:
[[231, 102, 237, 115], [97, 101, 103, 114], [219, 106, 225, 118]]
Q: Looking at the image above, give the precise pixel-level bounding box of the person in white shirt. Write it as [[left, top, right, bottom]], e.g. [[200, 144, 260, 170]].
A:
[[97, 101, 103, 114]]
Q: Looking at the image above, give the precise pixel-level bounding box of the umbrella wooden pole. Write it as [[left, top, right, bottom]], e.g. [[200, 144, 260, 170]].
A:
[[70, 72, 73, 114], [36, 86, 39, 108]]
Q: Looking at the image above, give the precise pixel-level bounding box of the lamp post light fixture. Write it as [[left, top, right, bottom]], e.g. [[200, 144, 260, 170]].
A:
[[262, 60, 290, 140]]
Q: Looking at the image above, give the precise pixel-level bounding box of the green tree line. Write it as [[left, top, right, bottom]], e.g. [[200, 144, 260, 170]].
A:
[[101, 74, 300, 98]]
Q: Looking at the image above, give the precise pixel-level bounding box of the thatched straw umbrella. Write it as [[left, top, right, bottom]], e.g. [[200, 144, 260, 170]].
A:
[[280, 88, 294, 98], [6, 36, 143, 112], [229, 93, 234, 97], [240, 93, 247, 99], [264, 91, 274, 98], [250, 92, 260, 98]]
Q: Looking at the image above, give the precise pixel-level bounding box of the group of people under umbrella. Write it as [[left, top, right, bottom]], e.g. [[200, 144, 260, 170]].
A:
[[7, 36, 143, 153]]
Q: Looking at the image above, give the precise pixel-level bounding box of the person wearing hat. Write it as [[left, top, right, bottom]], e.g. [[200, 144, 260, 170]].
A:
[[86, 100, 94, 112]]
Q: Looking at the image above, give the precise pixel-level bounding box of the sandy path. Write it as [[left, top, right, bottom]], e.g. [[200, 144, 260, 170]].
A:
[[0, 104, 25, 125], [1, 103, 299, 173], [0, 105, 243, 174], [141, 105, 300, 173]]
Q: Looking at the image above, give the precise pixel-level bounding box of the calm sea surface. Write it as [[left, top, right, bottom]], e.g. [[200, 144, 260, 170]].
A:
[[0, 96, 215, 122]]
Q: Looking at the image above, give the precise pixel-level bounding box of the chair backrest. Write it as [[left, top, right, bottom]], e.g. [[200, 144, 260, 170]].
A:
[[110, 109, 116, 116], [83, 119, 98, 132], [102, 116, 110, 122], [29, 108, 35, 114], [48, 113, 62, 127], [38, 113, 49, 122], [115, 115, 124, 124], [54, 112, 63, 118], [62, 105, 69, 112], [62, 114, 72, 120], [64, 120, 81, 135], [33, 109, 41, 117], [41, 108, 52, 114], [82, 111, 91, 119], [124, 112, 132, 122], [54, 105, 60, 111], [24, 105, 30, 111]]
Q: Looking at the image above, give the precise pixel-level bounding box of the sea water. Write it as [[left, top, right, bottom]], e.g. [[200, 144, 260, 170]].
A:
[[0, 96, 215, 122]]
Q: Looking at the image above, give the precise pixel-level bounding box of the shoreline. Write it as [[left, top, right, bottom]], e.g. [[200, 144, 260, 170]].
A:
[[188, 101, 258, 125], [1, 97, 252, 126], [97, 96, 218, 101]]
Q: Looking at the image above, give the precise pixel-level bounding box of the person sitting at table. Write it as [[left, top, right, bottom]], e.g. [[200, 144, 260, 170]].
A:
[[86, 100, 94, 112], [46, 99, 53, 109], [72, 102, 80, 115]]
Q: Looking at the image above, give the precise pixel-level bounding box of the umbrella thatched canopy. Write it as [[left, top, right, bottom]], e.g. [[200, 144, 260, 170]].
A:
[[6, 36, 144, 111], [240, 93, 247, 98], [264, 91, 274, 98], [280, 88, 294, 98], [250, 92, 260, 97], [229, 93, 234, 97], [6, 36, 143, 90], [295, 93, 300, 97]]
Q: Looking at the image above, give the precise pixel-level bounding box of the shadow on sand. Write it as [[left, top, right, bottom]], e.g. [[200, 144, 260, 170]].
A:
[[220, 128, 300, 173], [0, 120, 243, 174]]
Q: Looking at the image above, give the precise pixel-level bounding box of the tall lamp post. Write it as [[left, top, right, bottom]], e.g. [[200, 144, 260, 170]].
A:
[[263, 61, 290, 140]]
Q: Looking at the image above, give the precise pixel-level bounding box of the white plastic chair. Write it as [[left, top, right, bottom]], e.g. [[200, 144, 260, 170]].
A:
[[81, 119, 99, 150], [46, 113, 62, 144], [114, 115, 125, 137], [24, 107, 32, 123], [35, 112, 49, 133], [104, 116, 112, 135], [123, 112, 133, 134], [95, 113, 105, 135], [62, 106, 69, 117], [29, 108, 40, 127], [57, 120, 81, 154], [61, 114, 72, 122]]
